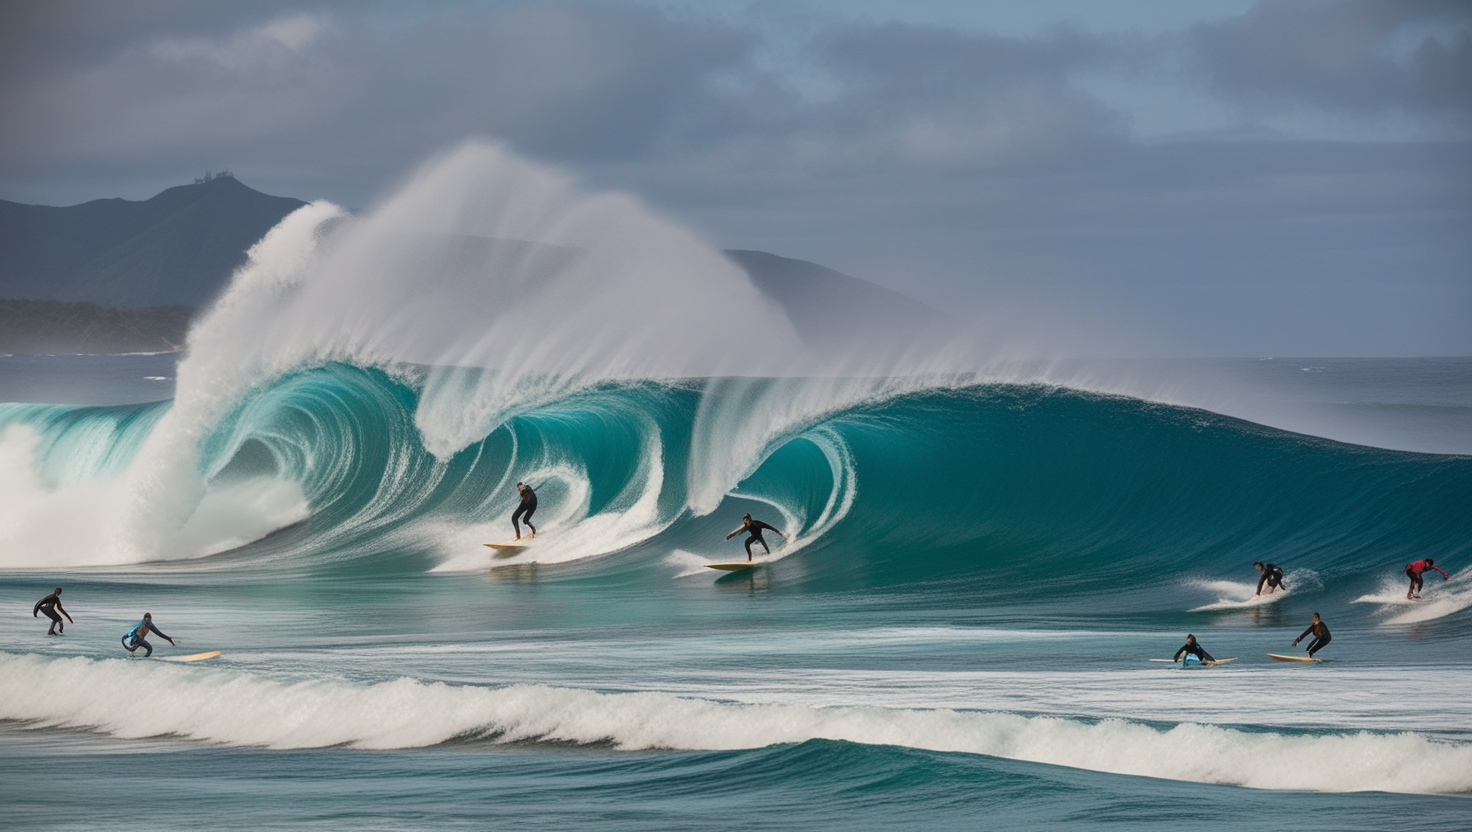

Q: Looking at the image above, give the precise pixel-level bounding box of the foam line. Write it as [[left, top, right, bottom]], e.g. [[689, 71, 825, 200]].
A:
[[2, 653, 1469, 795]]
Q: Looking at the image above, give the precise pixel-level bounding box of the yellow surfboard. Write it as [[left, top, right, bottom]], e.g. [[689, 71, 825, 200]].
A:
[[705, 561, 765, 571], [161, 651, 221, 662], [1267, 653, 1323, 663], [484, 541, 532, 559]]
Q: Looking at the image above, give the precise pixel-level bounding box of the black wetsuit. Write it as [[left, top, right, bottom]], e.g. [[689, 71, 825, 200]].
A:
[[33, 593, 66, 634], [1295, 620, 1331, 657], [1173, 642, 1215, 663], [512, 486, 537, 538], [1256, 564, 1286, 594], [739, 520, 781, 556]]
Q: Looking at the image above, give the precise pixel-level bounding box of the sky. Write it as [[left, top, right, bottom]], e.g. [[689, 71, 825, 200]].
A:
[[1, 0, 1468, 356]]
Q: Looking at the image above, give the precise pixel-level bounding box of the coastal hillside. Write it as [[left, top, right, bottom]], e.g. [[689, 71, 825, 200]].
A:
[[0, 172, 306, 307]]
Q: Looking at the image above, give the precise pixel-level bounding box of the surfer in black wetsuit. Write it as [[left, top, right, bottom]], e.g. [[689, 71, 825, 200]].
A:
[[512, 482, 537, 540], [1253, 562, 1286, 596], [1292, 612, 1331, 658], [121, 613, 174, 657], [725, 513, 787, 561], [33, 587, 73, 635], [1173, 634, 1215, 664]]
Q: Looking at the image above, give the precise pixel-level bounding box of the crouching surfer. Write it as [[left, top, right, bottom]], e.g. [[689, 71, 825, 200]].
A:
[[1405, 558, 1449, 600], [33, 587, 74, 635], [121, 613, 175, 657], [1173, 634, 1216, 666], [725, 513, 787, 561], [1253, 562, 1286, 596], [1292, 612, 1331, 658]]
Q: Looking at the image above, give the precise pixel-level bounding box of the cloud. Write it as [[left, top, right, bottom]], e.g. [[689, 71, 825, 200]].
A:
[[1183, 0, 1472, 116], [0, 1, 1467, 355]]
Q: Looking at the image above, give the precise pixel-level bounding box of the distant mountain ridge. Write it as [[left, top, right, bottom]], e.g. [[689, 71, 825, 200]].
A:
[[0, 178, 949, 356], [0, 173, 307, 307]]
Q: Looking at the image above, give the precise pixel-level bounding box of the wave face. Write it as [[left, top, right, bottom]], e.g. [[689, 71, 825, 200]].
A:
[[4, 369, 1470, 606]]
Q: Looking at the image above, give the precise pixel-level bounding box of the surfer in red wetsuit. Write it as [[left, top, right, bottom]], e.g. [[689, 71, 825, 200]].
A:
[[33, 587, 73, 635], [1405, 558, 1449, 600], [725, 513, 787, 561], [1291, 612, 1331, 658]]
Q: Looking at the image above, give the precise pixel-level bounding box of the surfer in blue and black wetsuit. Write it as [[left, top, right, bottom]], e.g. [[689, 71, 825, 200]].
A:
[[1253, 562, 1286, 596], [1292, 612, 1331, 658], [512, 482, 537, 540], [725, 513, 787, 561], [121, 613, 175, 657], [1173, 634, 1215, 665]]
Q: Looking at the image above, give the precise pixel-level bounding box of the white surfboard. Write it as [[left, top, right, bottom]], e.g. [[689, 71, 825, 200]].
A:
[[706, 561, 765, 572], [161, 651, 221, 663], [1151, 657, 1237, 666], [1267, 653, 1323, 663]]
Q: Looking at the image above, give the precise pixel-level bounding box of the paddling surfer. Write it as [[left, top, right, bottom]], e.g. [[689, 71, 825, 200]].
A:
[[1405, 558, 1449, 600], [1173, 634, 1216, 665], [121, 613, 175, 657], [1292, 612, 1331, 658], [1253, 561, 1286, 596], [725, 513, 787, 561], [32, 587, 73, 635], [511, 482, 537, 540]]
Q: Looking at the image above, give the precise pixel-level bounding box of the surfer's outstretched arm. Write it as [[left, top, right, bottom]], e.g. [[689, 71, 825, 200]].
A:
[[725, 526, 745, 541]]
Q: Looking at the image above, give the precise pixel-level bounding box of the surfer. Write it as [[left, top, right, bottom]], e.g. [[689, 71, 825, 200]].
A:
[[32, 587, 73, 635], [1405, 558, 1449, 600], [1252, 561, 1286, 596], [725, 513, 787, 561], [1291, 612, 1331, 658], [1173, 634, 1215, 665], [120, 613, 175, 657], [511, 482, 537, 540]]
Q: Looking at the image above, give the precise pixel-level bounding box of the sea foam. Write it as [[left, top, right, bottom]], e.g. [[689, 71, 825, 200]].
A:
[[3, 652, 1469, 795]]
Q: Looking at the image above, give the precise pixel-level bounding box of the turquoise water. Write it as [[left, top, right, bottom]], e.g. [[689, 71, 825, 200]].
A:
[[2, 355, 1471, 829]]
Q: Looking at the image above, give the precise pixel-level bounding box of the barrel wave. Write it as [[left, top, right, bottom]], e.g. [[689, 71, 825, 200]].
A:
[[4, 366, 1469, 619]]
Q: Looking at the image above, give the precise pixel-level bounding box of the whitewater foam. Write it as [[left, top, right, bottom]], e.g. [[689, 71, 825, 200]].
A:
[[1187, 570, 1321, 612], [1354, 567, 1472, 624], [2, 652, 1469, 795]]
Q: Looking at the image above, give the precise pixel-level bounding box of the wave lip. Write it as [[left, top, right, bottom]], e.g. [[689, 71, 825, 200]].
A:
[[3, 652, 1470, 795]]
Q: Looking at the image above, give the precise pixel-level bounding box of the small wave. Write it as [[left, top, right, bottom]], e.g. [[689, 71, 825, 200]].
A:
[[1353, 568, 1472, 625], [1187, 570, 1320, 612], [2, 652, 1470, 795]]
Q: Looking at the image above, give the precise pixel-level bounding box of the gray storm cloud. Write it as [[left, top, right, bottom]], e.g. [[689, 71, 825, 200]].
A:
[[0, 1, 1468, 356]]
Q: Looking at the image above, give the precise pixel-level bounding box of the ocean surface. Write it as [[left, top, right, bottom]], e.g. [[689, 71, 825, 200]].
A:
[[2, 351, 1470, 830], [2, 147, 1471, 829]]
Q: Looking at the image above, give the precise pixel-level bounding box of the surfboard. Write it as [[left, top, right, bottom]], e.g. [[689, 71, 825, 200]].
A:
[[1150, 657, 1236, 666], [705, 561, 765, 571], [1267, 653, 1323, 663], [484, 540, 532, 559], [161, 651, 221, 663]]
